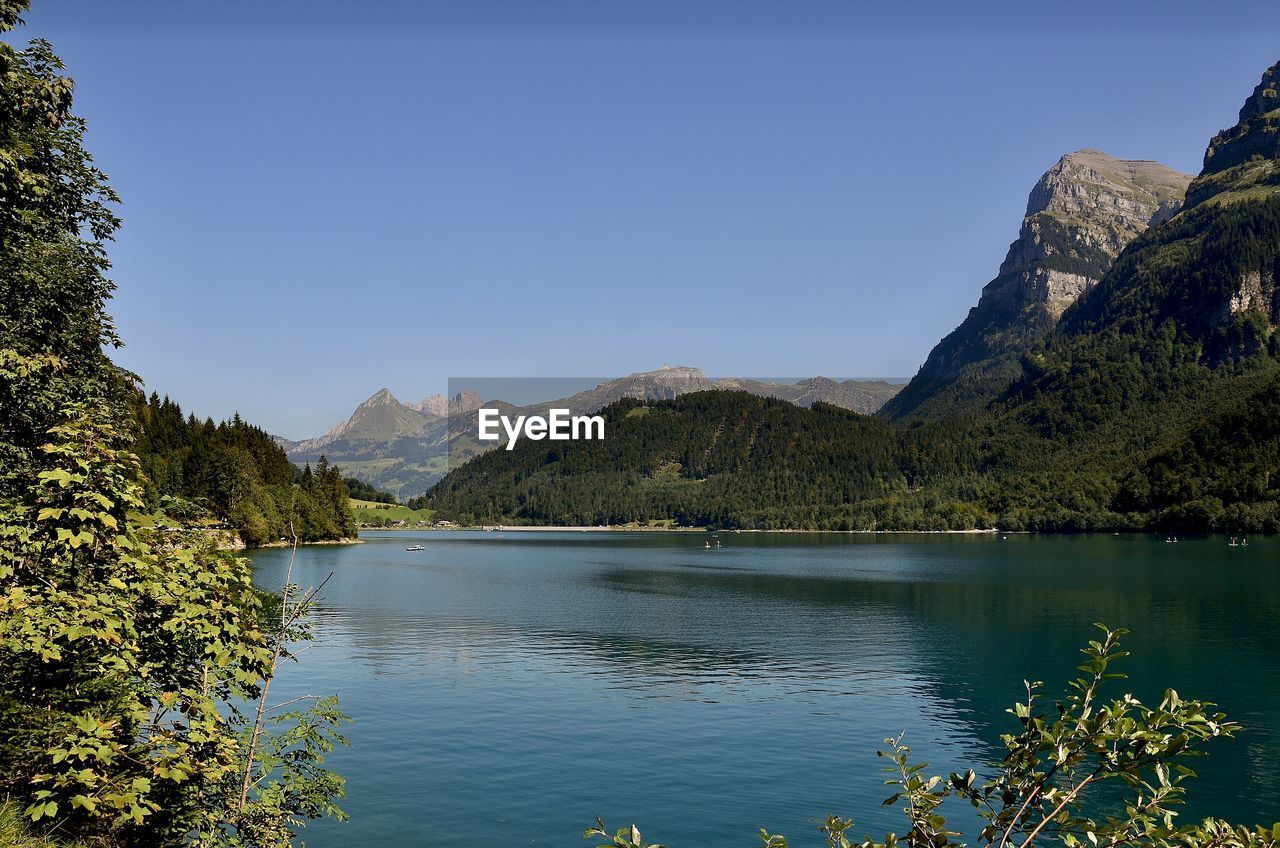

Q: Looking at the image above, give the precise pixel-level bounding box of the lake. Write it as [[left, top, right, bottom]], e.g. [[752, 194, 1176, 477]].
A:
[[248, 531, 1280, 847]]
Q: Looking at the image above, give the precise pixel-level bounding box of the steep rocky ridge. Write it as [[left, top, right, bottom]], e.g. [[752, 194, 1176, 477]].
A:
[[991, 58, 1280, 525], [1061, 59, 1280, 345], [1189, 60, 1280, 207], [881, 149, 1192, 420]]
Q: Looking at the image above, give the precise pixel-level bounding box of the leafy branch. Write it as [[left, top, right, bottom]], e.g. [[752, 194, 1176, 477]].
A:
[[591, 625, 1278, 848]]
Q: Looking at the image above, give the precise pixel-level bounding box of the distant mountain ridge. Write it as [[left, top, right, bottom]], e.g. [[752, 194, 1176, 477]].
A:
[[287, 388, 482, 457], [881, 149, 1193, 420], [515, 366, 901, 417], [283, 367, 903, 498]]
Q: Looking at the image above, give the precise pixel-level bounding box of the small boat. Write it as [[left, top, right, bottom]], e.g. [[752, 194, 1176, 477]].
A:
[[405, 544, 425, 552]]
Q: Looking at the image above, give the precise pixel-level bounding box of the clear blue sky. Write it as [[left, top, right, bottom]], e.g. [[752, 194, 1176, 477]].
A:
[[13, 1, 1280, 438]]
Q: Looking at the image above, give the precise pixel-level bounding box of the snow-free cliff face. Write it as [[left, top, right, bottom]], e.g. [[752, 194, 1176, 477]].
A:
[[1016, 149, 1194, 317], [1198, 59, 1280, 183], [1177, 60, 1280, 327], [882, 149, 1192, 420]]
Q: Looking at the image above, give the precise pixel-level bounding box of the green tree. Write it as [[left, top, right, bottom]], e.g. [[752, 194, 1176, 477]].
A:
[[0, 3, 349, 844], [0, 0, 121, 495], [0, 405, 349, 846]]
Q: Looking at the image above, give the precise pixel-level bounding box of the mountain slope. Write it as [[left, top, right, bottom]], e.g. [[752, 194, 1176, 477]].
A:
[[882, 150, 1192, 420], [287, 368, 901, 499], [291, 387, 438, 455], [976, 59, 1280, 527], [426, 391, 978, 530]]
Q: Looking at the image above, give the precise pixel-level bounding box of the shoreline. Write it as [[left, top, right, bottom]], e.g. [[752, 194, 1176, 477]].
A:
[[218, 535, 365, 551], [360, 525, 1002, 535]]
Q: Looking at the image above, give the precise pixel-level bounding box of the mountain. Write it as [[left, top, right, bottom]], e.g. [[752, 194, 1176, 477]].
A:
[[270, 434, 300, 452], [285, 391, 457, 500], [718, 375, 901, 412], [1043, 62, 1280, 367], [286, 368, 902, 499], [425, 58, 1280, 533], [424, 391, 972, 530], [510, 366, 901, 417], [291, 387, 436, 455], [978, 59, 1280, 529], [881, 149, 1193, 420], [407, 393, 449, 416], [1189, 59, 1280, 207]]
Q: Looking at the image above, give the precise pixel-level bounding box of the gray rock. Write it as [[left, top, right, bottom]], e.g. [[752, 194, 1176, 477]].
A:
[[882, 149, 1193, 420]]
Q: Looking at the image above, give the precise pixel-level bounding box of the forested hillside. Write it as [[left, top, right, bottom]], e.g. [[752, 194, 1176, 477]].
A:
[[129, 392, 357, 545], [426, 392, 986, 530]]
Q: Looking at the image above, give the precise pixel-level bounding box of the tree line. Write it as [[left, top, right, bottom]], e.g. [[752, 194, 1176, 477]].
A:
[[129, 392, 357, 545]]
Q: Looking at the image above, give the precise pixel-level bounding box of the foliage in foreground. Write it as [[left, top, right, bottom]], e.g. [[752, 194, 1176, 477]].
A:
[[589, 626, 1279, 848], [0, 3, 350, 844], [0, 398, 350, 847], [0, 801, 91, 848]]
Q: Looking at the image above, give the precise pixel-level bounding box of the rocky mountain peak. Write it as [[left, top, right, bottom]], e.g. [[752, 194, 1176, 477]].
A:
[[294, 387, 427, 453], [1190, 59, 1280, 205], [1028, 149, 1193, 245], [1236, 60, 1280, 124], [450, 390, 484, 415], [409, 393, 449, 417], [1006, 150, 1192, 317], [363, 388, 398, 407], [881, 149, 1192, 421]]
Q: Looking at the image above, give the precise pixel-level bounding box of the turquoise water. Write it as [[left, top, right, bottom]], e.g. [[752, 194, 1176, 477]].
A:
[[248, 532, 1280, 847]]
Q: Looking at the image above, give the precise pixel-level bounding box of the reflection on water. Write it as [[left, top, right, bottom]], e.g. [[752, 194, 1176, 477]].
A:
[[250, 532, 1280, 847]]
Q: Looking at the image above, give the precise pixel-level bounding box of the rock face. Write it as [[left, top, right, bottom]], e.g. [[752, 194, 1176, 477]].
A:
[[405, 391, 483, 417], [1185, 60, 1280, 211], [449, 390, 484, 415], [1020, 150, 1194, 316], [408, 393, 448, 417], [1200, 61, 1280, 179], [880, 149, 1193, 421]]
